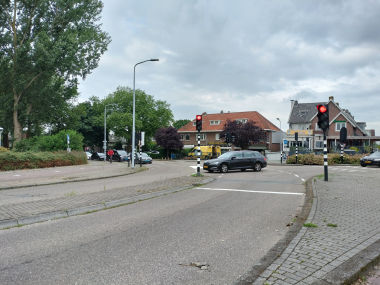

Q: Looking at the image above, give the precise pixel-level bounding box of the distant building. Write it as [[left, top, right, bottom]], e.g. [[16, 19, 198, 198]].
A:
[[177, 111, 282, 152], [285, 96, 380, 152]]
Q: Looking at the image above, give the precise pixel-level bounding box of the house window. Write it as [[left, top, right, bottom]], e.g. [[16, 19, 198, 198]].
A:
[[335, 122, 346, 131], [185, 134, 190, 141], [236, 118, 248, 124], [315, 141, 324, 148], [180, 134, 184, 141], [196, 133, 206, 141], [193, 122, 196, 126], [210, 120, 221, 125], [315, 123, 321, 131], [215, 134, 220, 141]]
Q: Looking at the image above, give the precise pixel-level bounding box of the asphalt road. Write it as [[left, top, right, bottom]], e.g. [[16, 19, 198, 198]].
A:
[[0, 163, 322, 285]]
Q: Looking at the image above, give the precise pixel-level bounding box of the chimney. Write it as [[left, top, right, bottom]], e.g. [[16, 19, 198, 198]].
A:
[[329, 96, 334, 101], [220, 110, 224, 114], [290, 100, 298, 110]]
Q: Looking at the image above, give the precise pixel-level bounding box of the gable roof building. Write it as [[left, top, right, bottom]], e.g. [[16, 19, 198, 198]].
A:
[[285, 96, 379, 152], [178, 111, 282, 152]]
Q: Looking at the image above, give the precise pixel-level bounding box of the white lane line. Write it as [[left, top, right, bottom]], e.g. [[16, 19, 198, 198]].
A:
[[13, 174, 21, 177], [301, 178, 306, 182], [196, 187, 304, 196], [294, 174, 299, 178]]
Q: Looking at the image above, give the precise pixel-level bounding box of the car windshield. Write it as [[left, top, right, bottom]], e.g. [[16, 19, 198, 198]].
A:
[[368, 152, 380, 158], [117, 150, 127, 156]]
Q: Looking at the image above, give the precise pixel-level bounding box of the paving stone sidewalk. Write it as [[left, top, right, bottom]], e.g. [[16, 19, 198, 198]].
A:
[[246, 171, 380, 285], [0, 175, 211, 229]]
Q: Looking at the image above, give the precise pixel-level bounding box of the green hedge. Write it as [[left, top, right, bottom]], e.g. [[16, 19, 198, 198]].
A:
[[287, 153, 362, 165], [14, 130, 84, 152], [0, 151, 87, 171]]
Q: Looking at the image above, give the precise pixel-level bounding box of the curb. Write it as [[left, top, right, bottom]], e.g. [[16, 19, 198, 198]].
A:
[[0, 177, 215, 230], [0, 167, 147, 191], [234, 177, 315, 284]]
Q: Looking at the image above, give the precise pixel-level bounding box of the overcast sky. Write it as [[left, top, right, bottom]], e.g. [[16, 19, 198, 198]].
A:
[[78, 0, 380, 134]]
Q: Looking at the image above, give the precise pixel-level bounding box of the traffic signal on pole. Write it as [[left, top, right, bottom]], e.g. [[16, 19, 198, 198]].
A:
[[225, 132, 231, 143], [317, 104, 329, 131], [196, 115, 202, 131], [295, 132, 298, 142], [340, 127, 347, 143]]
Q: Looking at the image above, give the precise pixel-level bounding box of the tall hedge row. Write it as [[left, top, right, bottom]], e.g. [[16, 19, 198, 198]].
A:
[[0, 151, 87, 171], [286, 153, 362, 165]]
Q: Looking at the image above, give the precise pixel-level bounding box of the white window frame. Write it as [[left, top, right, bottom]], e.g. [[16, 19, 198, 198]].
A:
[[197, 133, 206, 141], [335, 122, 346, 131], [315, 123, 321, 131], [236, 118, 248, 124], [210, 120, 221, 125], [193, 122, 196, 126], [215, 133, 220, 141], [180, 134, 184, 141], [185, 134, 190, 141], [315, 140, 324, 149]]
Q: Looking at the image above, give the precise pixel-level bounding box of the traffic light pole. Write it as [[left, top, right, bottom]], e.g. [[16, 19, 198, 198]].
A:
[[324, 132, 328, 181], [197, 131, 201, 176]]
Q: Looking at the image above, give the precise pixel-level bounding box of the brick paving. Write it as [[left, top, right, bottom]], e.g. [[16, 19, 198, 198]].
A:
[[252, 170, 380, 285]]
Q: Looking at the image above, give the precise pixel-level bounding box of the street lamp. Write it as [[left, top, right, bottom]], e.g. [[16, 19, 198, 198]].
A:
[[131, 58, 159, 168], [276, 118, 283, 164], [0, 127, 3, 147], [104, 104, 117, 161]]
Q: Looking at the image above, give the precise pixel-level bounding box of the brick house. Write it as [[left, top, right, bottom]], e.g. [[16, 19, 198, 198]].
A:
[[285, 96, 380, 152], [177, 111, 282, 152]]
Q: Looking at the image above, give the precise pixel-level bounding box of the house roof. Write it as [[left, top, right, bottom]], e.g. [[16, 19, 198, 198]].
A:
[[288, 101, 325, 124], [178, 111, 281, 132]]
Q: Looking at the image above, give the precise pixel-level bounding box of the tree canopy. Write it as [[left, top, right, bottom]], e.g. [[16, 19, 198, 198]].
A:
[[173, 119, 191, 130], [0, 0, 110, 142], [154, 126, 183, 157], [220, 120, 267, 149]]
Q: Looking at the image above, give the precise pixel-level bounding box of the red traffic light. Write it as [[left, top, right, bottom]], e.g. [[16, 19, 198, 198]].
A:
[[196, 115, 202, 121], [317, 105, 327, 113]]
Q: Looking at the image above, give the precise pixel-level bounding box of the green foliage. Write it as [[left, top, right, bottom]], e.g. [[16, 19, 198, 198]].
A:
[[349, 146, 359, 152], [173, 119, 191, 130], [0, 0, 110, 141], [303, 223, 318, 228], [0, 151, 87, 171], [14, 130, 83, 152], [287, 153, 362, 165]]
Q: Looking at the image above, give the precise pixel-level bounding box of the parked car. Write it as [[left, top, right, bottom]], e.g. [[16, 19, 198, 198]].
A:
[[91, 152, 106, 161], [203, 150, 267, 173], [85, 151, 92, 159], [135, 152, 153, 164], [109, 150, 129, 162], [360, 152, 380, 167]]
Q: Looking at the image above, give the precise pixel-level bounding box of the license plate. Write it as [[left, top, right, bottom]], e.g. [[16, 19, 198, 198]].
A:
[[203, 165, 208, 169], [365, 161, 372, 164]]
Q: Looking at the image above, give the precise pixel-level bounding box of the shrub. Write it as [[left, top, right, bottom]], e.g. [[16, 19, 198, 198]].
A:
[[0, 146, 9, 152], [287, 153, 361, 165], [14, 130, 84, 152], [0, 151, 87, 171]]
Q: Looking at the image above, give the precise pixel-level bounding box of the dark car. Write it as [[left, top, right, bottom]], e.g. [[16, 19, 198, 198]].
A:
[[203, 150, 267, 173], [108, 150, 129, 162], [91, 152, 106, 161], [135, 152, 153, 164], [360, 152, 380, 167]]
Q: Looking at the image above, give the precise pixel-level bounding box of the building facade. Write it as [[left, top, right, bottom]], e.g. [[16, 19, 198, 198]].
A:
[[285, 96, 380, 153], [178, 111, 282, 152]]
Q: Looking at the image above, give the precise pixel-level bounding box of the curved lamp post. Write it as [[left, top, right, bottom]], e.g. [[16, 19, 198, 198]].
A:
[[131, 58, 159, 168]]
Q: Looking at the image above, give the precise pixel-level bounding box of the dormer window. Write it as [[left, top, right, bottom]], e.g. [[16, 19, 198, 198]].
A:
[[235, 118, 248, 124], [210, 120, 221, 125]]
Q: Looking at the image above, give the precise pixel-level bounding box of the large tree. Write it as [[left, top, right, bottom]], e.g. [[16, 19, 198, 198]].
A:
[[0, 0, 110, 142], [220, 119, 267, 149], [173, 119, 191, 130]]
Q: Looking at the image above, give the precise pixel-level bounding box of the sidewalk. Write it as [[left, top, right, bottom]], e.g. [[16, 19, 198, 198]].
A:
[[237, 168, 380, 285]]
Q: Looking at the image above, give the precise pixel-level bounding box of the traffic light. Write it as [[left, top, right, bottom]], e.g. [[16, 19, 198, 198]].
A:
[[317, 104, 329, 132], [295, 132, 298, 142], [225, 132, 231, 143], [340, 127, 347, 143], [196, 115, 202, 131]]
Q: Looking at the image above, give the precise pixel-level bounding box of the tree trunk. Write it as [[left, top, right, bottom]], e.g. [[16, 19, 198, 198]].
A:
[[13, 92, 22, 142]]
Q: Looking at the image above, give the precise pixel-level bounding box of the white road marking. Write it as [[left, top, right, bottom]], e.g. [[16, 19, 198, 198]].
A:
[[55, 171, 61, 173], [13, 174, 21, 177], [196, 187, 304, 196], [301, 178, 306, 182], [294, 174, 299, 178]]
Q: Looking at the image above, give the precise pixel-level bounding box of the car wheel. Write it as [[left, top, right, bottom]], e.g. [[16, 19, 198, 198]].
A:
[[253, 162, 262, 172], [360, 164, 366, 167], [208, 170, 214, 173], [220, 164, 228, 173], [240, 169, 246, 172]]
